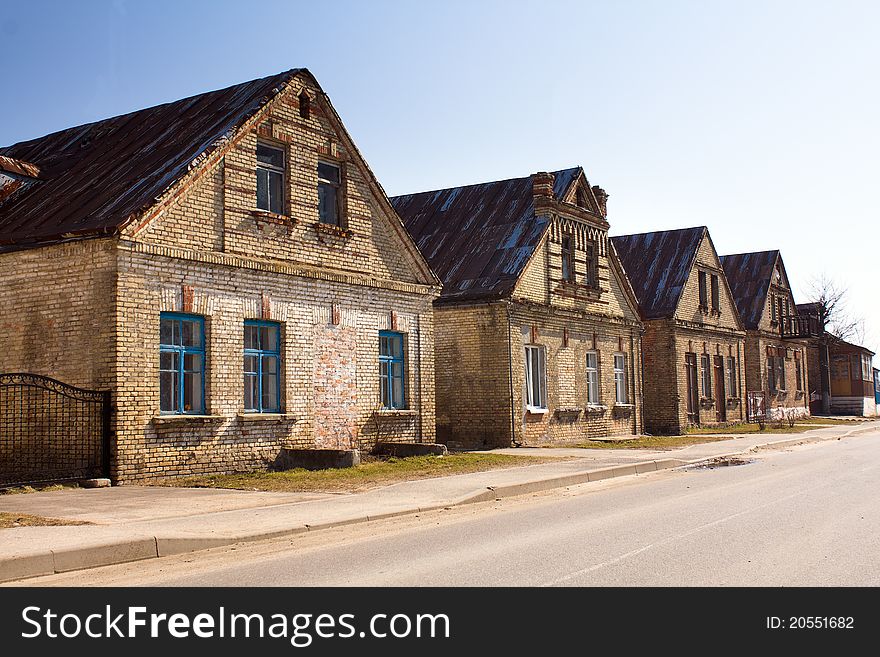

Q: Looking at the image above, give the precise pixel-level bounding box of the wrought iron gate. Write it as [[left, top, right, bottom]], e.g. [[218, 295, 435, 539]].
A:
[[0, 373, 110, 487]]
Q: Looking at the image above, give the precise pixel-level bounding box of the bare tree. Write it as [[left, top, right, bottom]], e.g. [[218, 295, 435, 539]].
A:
[[806, 274, 866, 344]]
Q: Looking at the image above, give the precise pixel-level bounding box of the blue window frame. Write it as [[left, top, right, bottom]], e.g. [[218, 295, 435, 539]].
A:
[[159, 313, 205, 414], [244, 320, 281, 413], [379, 331, 406, 410]]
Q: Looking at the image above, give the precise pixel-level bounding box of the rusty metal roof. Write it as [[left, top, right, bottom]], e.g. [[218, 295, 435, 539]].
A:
[[390, 168, 581, 303], [0, 69, 301, 249], [720, 250, 779, 330], [610, 227, 706, 320]]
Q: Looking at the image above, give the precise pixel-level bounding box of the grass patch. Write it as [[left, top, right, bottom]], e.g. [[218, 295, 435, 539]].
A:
[[0, 512, 90, 529], [571, 435, 736, 450], [0, 483, 78, 496], [685, 421, 854, 435], [162, 453, 557, 493], [796, 417, 864, 425]]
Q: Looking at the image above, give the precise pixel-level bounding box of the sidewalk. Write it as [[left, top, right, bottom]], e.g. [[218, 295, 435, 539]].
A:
[[1, 421, 877, 583]]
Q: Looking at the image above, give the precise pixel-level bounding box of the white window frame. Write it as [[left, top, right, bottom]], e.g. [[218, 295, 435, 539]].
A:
[[524, 345, 547, 411], [701, 354, 712, 397], [613, 353, 628, 404], [726, 356, 737, 397], [585, 351, 599, 404]]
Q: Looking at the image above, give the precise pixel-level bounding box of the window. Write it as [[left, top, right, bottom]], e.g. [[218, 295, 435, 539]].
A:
[[561, 235, 574, 282], [524, 345, 547, 410], [585, 351, 599, 404], [159, 313, 205, 414], [698, 271, 708, 309], [244, 320, 281, 413], [256, 142, 285, 214], [770, 295, 777, 323], [726, 356, 737, 397], [795, 354, 804, 392], [711, 274, 720, 312], [768, 354, 785, 392], [613, 353, 628, 403], [701, 354, 712, 397], [861, 354, 873, 381], [379, 331, 406, 409], [576, 187, 587, 209], [298, 90, 310, 119], [585, 240, 598, 288], [318, 161, 341, 225]]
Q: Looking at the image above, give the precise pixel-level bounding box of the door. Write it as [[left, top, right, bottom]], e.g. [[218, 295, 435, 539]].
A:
[[714, 356, 726, 421], [685, 353, 699, 425]]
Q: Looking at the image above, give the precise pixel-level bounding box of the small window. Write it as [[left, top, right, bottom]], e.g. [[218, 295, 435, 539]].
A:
[[298, 91, 311, 119], [770, 295, 778, 323], [711, 274, 720, 312], [256, 142, 285, 214], [576, 187, 587, 208], [698, 271, 708, 310], [379, 331, 406, 409], [159, 313, 205, 414], [524, 345, 547, 410], [585, 351, 599, 404], [561, 235, 574, 282], [244, 320, 281, 413], [613, 354, 628, 403], [795, 354, 804, 392], [726, 356, 737, 397], [585, 240, 598, 288], [700, 354, 712, 397], [318, 161, 341, 225]]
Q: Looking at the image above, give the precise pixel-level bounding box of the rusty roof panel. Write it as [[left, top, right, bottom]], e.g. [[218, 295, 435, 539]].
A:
[[390, 168, 580, 303], [719, 250, 779, 329], [0, 70, 300, 248], [611, 227, 706, 319]]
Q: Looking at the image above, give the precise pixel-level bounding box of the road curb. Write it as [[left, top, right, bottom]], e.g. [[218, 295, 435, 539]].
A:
[[1, 423, 875, 583]]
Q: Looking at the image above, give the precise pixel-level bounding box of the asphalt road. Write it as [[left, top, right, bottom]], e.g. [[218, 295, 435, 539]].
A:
[[17, 431, 880, 586]]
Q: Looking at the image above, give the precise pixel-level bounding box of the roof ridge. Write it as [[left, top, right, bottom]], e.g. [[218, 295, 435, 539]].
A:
[[390, 166, 581, 200]]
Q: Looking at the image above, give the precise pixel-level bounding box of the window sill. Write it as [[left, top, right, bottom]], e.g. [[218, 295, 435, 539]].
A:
[[237, 413, 297, 423], [153, 414, 224, 425], [613, 403, 634, 408], [250, 209, 296, 226], [313, 221, 353, 239], [585, 404, 608, 413], [525, 406, 549, 415], [377, 408, 417, 416]]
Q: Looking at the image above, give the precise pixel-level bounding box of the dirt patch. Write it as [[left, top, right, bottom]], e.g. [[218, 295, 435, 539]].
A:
[[686, 457, 754, 470], [0, 512, 91, 529]]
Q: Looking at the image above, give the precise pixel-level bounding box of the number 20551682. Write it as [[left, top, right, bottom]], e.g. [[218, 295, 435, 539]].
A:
[[766, 617, 854, 629]]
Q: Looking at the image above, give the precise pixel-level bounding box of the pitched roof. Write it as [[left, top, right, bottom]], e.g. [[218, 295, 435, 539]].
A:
[[0, 70, 301, 249], [610, 226, 706, 320], [719, 250, 779, 329], [390, 168, 582, 303]]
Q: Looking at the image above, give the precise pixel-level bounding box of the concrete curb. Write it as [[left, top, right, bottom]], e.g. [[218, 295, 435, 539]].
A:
[[1, 423, 875, 583]]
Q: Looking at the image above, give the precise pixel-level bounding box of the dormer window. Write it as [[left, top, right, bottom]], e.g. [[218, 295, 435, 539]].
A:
[[256, 142, 285, 214], [318, 161, 341, 225], [576, 187, 587, 209]]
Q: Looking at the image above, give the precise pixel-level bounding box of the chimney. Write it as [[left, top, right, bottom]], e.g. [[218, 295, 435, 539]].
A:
[[533, 171, 555, 210], [592, 185, 609, 218]]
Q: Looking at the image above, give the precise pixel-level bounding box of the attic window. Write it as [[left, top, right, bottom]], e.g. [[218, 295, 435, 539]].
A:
[[299, 91, 311, 119], [576, 187, 587, 209], [256, 142, 285, 215]]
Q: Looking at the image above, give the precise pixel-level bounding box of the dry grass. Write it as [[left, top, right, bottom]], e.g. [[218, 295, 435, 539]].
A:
[[0, 512, 90, 529], [161, 453, 558, 493], [570, 435, 736, 450], [0, 483, 78, 496]]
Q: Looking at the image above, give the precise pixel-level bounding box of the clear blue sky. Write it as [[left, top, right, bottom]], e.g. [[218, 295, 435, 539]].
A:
[[2, 0, 877, 352]]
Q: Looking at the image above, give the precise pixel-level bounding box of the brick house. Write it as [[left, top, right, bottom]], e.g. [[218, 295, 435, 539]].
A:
[[391, 168, 644, 448], [720, 251, 811, 420], [0, 69, 440, 483], [612, 227, 747, 434]]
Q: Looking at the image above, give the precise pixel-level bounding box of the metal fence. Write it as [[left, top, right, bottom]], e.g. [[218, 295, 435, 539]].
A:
[[0, 373, 110, 487]]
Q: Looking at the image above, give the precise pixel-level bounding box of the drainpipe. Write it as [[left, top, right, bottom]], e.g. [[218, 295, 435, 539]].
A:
[[636, 327, 645, 435], [629, 330, 638, 435], [507, 301, 519, 447], [416, 311, 423, 442], [737, 339, 744, 421]]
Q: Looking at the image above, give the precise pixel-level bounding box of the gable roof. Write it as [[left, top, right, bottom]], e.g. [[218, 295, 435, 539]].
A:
[[610, 226, 706, 320], [389, 168, 582, 303], [719, 250, 780, 330], [0, 70, 301, 249]]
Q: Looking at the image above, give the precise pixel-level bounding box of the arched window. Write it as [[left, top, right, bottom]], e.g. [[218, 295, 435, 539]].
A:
[[299, 91, 311, 119]]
